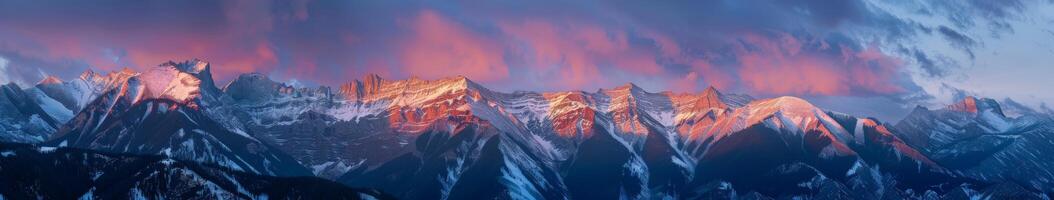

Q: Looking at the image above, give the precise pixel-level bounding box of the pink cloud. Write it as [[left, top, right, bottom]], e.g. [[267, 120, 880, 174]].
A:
[[731, 32, 903, 96], [687, 58, 734, 91], [670, 71, 701, 92], [497, 19, 665, 89], [0, 4, 909, 98], [398, 10, 510, 82], [0, 0, 282, 82], [642, 30, 682, 57]]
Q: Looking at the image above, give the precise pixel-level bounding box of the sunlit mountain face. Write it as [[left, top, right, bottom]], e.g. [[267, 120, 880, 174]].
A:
[[1, 1, 1054, 200]]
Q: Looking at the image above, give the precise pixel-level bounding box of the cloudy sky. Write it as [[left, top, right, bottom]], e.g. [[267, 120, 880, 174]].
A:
[[1, 0, 1052, 121]]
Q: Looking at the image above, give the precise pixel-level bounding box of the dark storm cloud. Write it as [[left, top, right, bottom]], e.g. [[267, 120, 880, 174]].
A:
[[563, 0, 926, 96], [923, 0, 1030, 37], [940, 83, 973, 101], [913, 51, 939, 76], [910, 49, 958, 78], [937, 26, 978, 58]]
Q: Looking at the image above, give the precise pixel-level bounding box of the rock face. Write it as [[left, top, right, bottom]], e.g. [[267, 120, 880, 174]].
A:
[[2, 59, 1052, 199]]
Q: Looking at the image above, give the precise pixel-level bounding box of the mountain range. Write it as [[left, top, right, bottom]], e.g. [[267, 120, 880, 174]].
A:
[[1, 59, 1052, 199]]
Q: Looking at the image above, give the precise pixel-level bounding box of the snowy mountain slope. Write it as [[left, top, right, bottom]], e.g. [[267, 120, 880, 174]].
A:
[[24, 87, 73, 124], [3, 59, 243, 144], [0, 83, 66, 143], [675, 96, 938, 169], [669, 95, 972, 199], [33, 69, 140, 113], [338, 121, 568, 200], [45, 96, 311, 177], [562, 114, 651, 200], [35, 60, 311, 177], [34, 60, 250, 134], [135, 60, 252, 137], [895, 96, 1054, 193], [0, 142, 392, 200]]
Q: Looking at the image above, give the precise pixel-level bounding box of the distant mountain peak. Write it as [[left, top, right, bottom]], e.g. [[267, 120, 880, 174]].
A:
[[911, 104, 928, 112], [946, 96, 1005, 116], [118, 67, 136, 74], [702, 86, 721, 96], [759, 96, 817, 111], [903, 104, 933, 119], [37, 75, 63, 85], [78, 69, 97, 80], [363, 73, 384, 83], [41, 59, 225, 107], [946, 96, 979, 113], [599, 82, 645, 95], [438, 74, 477, 89], [692, 86, 727, 110], [451, 74, 469, 81], [740, 96, 818, 123], [223, 72, 282, 102], [235, 72, 269, 81], [615, 82, 643, 91], [160, 59, 210, 75], [139, 60, 218, 104]]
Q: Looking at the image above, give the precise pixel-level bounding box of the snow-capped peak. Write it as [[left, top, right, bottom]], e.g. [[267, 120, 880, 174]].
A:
[[37, 76, 63, 85], [141, 63, 206, 103], [223, 73, 284, 102], [77, 69, 97, 81], [39, 60, 224, 110], [160, 59, 211, 75], [945, 96, 1004, 116], [682, 96, 855, 143], [605, 83, 645, 94], [743, 96, 821, 125]]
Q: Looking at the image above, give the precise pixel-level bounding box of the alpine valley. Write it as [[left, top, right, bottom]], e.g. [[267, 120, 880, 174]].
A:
[[2, 59, 1052, 200]]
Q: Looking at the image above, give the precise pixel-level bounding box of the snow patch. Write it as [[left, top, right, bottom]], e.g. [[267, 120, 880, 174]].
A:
[[28, 88, 74, 122], [28, 115, 56, 133], [846, 159, 865, 176], [78, 188, 95, 200], [498, 150, 546, 200], [358, 194, 379, 200], [38, 146, 57, 153], [529, 134, 564, 160]]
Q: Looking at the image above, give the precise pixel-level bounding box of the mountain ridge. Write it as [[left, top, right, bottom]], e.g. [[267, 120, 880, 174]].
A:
[[2, 59, 1051, 199]]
